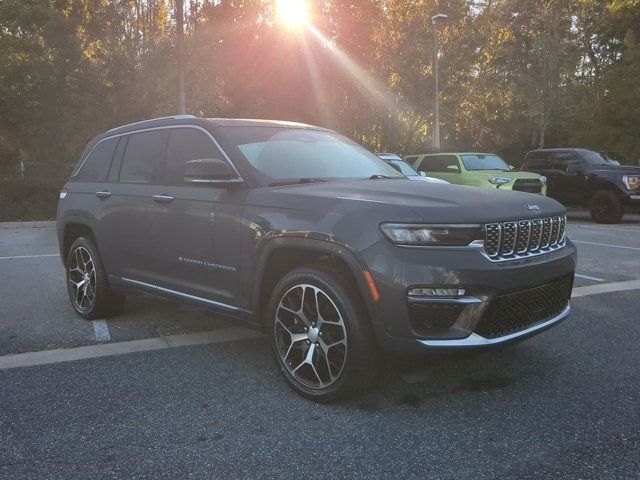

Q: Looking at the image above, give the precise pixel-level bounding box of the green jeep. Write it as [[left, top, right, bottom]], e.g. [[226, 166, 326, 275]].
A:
[[406, 151, 547, 195]]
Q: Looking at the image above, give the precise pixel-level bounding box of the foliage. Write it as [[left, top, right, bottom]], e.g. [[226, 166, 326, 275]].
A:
[[0, 0, 639, 219]]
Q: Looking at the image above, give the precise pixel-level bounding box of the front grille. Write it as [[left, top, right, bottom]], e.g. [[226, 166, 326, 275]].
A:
[[484, 215, 566, 261], [408, 303, 464, 336], [513, 179, 543, 194], [474, 274, 573, 339]]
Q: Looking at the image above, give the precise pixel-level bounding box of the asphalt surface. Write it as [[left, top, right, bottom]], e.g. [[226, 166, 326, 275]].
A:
[[1, 211, 639, 479]]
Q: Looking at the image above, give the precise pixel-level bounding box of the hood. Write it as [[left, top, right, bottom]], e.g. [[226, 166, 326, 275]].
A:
[[467, 170, 542, 180], [410, 176, 450, 184], [590, 165, 640, 175], [248, 178, 565, 224]]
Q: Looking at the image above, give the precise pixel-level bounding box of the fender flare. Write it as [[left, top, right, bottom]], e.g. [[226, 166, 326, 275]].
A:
[[58, 213, 100, 263], [586, 178, 624, 201], [250, 235, 379, 323]]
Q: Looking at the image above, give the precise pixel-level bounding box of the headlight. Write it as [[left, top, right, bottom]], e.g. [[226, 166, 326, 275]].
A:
[[539, 176, 547, 185], [623, 175, 640, 190], [489, 176, 512, 185], [380, 223, 483, 246]]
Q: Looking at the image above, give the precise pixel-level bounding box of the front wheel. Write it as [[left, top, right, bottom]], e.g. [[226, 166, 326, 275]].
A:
[[589, 190, 623, 224], [66, 237, 125, 319], [266, 265, 380, 402]]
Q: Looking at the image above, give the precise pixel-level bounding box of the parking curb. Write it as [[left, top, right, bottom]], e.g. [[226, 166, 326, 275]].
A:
[[0, 220, 56, 229]]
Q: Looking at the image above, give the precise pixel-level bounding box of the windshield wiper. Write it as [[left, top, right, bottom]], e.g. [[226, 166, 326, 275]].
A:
[[367, 174, 396, 179], [268, 178, 327, 187]]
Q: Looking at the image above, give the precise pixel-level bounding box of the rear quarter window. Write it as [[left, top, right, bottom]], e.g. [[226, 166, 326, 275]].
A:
[[73, 137, 119, 182]]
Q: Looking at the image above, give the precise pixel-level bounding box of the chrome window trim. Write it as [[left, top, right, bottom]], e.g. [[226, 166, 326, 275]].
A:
[[73, 124, 244, 183], [417, 304, 570, 347]]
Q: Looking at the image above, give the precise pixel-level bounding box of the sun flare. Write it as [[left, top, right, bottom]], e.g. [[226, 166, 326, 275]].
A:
[[276, 0, 309, 29]]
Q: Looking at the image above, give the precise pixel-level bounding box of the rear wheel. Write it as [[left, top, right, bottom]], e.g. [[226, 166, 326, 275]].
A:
[[66, 237, 125, 319], [266, 265, 380, 402], [589, 190, 623, 224]]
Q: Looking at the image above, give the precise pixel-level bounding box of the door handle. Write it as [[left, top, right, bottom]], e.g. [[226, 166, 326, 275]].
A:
[[152, 194, 174, 203], [95, 191, 112, 199]]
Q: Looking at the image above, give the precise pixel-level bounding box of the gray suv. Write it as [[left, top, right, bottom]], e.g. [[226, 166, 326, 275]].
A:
[[57, 116, 577, 401]]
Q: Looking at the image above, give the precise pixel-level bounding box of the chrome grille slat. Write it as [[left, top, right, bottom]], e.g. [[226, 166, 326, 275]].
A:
[[485, 223, 501, 257], [483, 215, 567, 262], [550, 216, 560, 245], [516, 220, 531, 253], [530, 219, 543, 250], [501, 222, 517, 256], [541, 218, 552, 248]]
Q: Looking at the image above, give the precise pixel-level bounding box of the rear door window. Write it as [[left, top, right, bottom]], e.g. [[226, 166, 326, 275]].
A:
[[119, 130, 168, 183], [418, 155, 460, 173], [552, 152, 580, 171], [74, 137, 119, 182], [164, 128, 226, 185]]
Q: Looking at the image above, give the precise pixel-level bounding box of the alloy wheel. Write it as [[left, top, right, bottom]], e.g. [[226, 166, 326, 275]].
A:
[[274, 284, 348, 389], [68, 246, 97, 312]]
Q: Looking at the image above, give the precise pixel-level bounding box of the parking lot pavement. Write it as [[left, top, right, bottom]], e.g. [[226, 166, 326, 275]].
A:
[[1, 215, 639, 479], [565, 212, 640, 286], [2, 292, 639, 480]]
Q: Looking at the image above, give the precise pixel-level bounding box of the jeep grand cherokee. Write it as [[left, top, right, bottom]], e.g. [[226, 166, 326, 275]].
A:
[[57, 116, 577, 401]]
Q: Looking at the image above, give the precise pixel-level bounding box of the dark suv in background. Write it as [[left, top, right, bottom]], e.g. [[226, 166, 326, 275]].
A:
[[57, 116, 577, 400], [523, 148, 640, 223]]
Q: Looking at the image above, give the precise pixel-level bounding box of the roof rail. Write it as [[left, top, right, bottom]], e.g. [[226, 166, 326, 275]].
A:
[[106, 115, 196, 133]]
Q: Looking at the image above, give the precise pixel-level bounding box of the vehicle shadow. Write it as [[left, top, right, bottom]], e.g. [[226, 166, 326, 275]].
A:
[[567, 208, 640, 224]]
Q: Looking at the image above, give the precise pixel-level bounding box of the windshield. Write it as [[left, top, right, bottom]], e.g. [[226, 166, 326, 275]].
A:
[[387, 159, 419, 176], [581, 150, 615, 166], [460, 154, 509, 171], [218, 126, 404, 182]]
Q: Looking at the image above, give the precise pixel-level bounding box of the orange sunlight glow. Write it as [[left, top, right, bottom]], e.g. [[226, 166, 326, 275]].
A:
[[276, 0, 309, 29]]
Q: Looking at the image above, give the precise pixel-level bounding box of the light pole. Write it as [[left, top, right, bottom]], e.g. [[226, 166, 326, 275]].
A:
[[176, 0, 186, 114], [431, 13, 447, 149]]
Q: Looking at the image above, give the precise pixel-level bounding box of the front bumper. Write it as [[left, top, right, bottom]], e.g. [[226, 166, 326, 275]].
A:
[[360, 238, 577, 356], [622, 192, 640, 211], [417, 304, 569, 348]]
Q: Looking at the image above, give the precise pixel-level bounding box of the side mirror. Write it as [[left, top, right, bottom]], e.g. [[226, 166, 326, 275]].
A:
[[419, 171, 427, 177], [508, 165, 515, 170], [184, 158, 240, 184], [446, 165, 460, 172]]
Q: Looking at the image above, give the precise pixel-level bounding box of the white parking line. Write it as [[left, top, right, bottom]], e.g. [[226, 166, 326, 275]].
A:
[[572, 240, 640, 251], [571, 279, 640, 298], [574, 273, 606, 282], [0, 327, 263, 370], [0, 253, 59, 261], [2, 278, 639, 371], [573, 225, 640, 233], [92, 320, 111, 342]]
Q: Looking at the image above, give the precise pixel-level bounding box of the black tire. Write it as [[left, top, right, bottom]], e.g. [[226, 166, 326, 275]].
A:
[[266, 264, 380, 402], [589, 190, 623, 224], [66, 236, 125, 319]]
